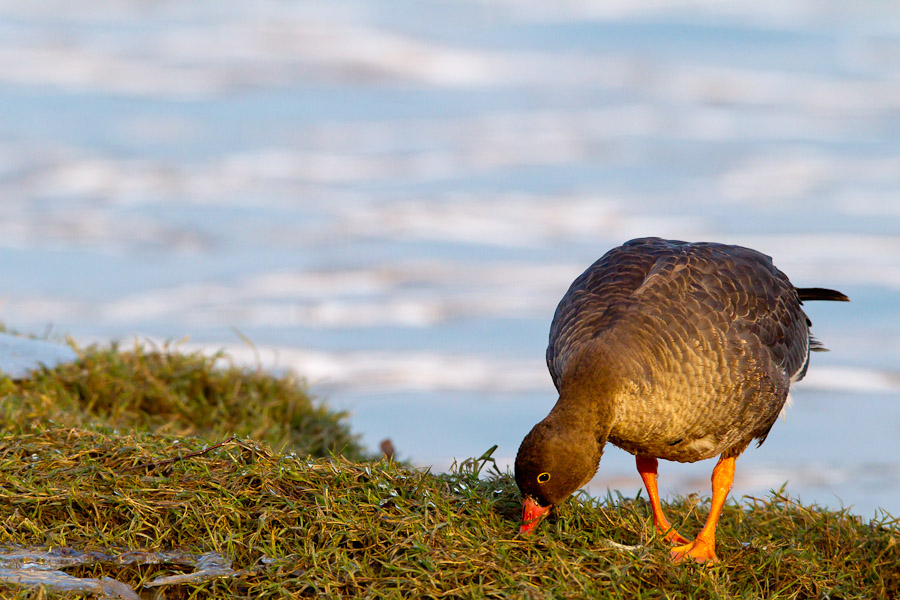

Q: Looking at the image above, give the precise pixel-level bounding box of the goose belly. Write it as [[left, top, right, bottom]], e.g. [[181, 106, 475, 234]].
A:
[[607, 384, 778, 463]]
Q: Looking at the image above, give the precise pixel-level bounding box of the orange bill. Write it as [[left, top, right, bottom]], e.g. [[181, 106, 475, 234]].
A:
[[520, 497, 551, 534]]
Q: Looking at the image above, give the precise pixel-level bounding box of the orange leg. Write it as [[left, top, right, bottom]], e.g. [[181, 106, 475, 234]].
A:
[[636, 456, 689, 545], [670, 455, 736, 563]]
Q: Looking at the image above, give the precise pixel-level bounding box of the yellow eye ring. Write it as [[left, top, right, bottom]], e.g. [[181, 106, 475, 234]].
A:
[[537, 472, 551, 483]]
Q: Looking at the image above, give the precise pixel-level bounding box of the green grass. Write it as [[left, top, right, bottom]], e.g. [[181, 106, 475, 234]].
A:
[[0, 338, 897, 599], [0, 341, 367, 461]]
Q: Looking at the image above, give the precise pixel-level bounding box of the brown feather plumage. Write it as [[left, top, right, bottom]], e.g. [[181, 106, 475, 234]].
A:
[[517, 237, 847, 508]]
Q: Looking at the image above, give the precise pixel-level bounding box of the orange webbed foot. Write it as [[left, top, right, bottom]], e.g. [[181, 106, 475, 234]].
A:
[[669, 537, 719, 563], [659, 527, 690, 546], [637, 456, 692, 547], [667, 455, 734, 564]]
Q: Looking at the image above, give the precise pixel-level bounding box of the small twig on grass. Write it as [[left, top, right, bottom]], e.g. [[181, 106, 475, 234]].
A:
[[601, 539, 642, 552], [124, 436, 242, 472]]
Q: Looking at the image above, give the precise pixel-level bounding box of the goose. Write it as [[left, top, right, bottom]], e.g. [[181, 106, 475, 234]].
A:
[[515, 237, 848, 562]]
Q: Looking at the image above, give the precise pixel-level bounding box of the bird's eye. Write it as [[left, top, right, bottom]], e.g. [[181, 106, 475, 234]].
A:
[[537, 472, 551, 483]]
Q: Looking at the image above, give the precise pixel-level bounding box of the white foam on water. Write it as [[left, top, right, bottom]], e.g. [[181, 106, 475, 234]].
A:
[[0, 261, 568, 327], [720, 153, 900, 203], [2, 0, 900, 111], [165, 341, 553, 393], [724, 233, 900, 289], [0, 235, 895, 332], [125, 339, 899, 398], [0, 11, 570, 95], [799, 366, 900, 395]]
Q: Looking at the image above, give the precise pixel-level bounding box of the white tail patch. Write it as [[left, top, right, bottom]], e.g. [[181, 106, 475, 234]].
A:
[[779, 393, 793, 420]]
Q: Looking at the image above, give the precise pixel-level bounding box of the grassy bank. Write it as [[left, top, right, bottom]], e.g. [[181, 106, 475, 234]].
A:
[[0, 342, 366, 461], [0, 340, 897, 599]]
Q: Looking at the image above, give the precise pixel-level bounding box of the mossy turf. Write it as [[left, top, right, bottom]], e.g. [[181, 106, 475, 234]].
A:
[[0, 342, 366, 461], [0, 341, 897, 599]]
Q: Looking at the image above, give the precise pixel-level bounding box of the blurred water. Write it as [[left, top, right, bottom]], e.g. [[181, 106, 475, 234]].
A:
[[1, 0, 899, 517]]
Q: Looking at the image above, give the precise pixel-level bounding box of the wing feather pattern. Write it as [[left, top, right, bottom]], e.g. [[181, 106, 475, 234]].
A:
[[546, 238, 825, 458]]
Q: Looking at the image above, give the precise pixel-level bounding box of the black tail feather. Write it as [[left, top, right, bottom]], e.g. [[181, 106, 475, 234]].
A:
[[796, 287, 849, 302], [809, 335, 829, 352]]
